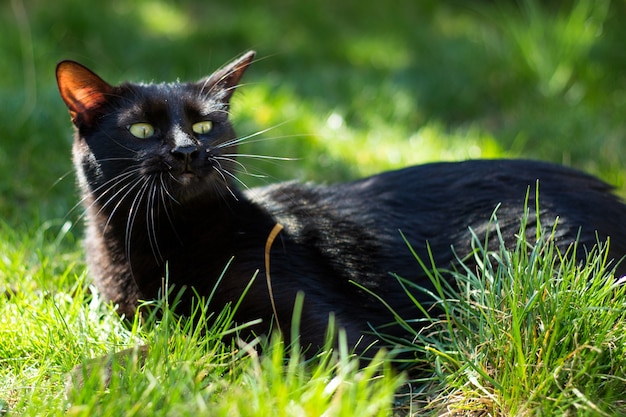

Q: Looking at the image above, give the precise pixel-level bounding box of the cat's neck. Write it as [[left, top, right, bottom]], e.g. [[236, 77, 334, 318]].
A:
[[88, 185, 246, 251], [85, 186, 273, 299]]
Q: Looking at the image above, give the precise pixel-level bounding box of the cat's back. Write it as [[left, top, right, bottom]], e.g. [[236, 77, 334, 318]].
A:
[[346, 159, 614, 199], [246, 159, 626, 277], [249, 159, 620, 218]]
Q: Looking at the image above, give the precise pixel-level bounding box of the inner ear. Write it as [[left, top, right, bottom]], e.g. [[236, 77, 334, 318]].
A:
[[56, 61, 114, 126], [198, 50, 256, 105]]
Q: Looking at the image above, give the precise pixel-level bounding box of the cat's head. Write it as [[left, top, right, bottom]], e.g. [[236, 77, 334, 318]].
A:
[[56, 51, 255, 208]]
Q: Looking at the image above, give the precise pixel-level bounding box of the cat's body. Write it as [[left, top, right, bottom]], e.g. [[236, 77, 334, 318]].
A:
[[57, 51, 626, 354]]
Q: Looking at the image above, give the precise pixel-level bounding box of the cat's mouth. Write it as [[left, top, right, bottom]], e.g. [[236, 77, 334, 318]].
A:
[[166, 168, 227, 203], [170, 166, 217, 190]]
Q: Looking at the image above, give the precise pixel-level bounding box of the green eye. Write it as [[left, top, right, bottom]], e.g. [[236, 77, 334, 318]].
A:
[[192, 121, 213, 135], [128, 123, 155, 139]]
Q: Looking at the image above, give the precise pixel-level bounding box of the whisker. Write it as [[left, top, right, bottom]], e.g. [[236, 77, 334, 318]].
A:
[[69, 169, 141, 217], [168, 171, 184, 186], [210, 170, 238, 208], [222, 153, 296, 161], [217, 165, 254, 192], [212, 165, 239, 201], [214, 155, 250, 173], [103, 130, 138, 153], [214, 156, 268, 179], [230, 170, 268, 179], [146, 176, 164, 263], [50, 169, 75, 190], [70, 170, 144, 229], [103, 175, 147, 233], [94, 176, 142, 219], [159, 174, 181, 205], [158, 174, 183, 245], [220, 133, 308, 147], [124, 177, 152, 260], [217, 122, 291, 149]]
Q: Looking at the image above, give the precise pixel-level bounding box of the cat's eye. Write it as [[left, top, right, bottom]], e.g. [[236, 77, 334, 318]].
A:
[[128, 123, 155, 139], [192, 121, 213, 135]]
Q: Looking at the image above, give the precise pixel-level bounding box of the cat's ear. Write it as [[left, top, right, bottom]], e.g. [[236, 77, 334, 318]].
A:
[[56, 61, 114, 127], [198, 51, 256, 104]]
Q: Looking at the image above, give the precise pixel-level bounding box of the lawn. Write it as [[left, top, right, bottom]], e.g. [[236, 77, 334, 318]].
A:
[[1, 0, 625, 415]]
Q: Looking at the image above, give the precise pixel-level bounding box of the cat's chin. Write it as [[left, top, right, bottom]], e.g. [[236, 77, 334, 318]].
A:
[[171, 173, 206, 198], [177, 173, 196, 186]]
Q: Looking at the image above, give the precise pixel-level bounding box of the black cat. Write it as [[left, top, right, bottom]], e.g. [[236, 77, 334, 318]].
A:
[[56, 51, 626, 354]]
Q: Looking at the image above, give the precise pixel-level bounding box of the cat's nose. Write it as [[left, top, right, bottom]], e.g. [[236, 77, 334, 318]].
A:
[[171, 145, 200, 164]]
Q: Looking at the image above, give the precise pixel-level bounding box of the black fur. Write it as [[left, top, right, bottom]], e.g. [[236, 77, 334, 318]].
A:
[[56, 51, 626, 354]]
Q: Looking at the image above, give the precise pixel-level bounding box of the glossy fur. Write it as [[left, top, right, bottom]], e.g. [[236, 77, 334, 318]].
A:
[[57, 51, 626, 354]]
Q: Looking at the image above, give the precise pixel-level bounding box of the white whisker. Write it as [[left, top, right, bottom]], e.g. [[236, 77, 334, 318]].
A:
[[213, 156, 268, 179], [159, 174, 181, 205], [100, 176, 146, 232], [146, 176, 164, 263], [211, 164, 239, 201], [214, 155, 249, 173], [216, 121, 291, 149], [158, 174, 183, 245], [217, 165, 254, 192], [221, 133, 307, 147], [222, 153, 296, 161], [69, 169, 141, 219], [124, 177, 152, 261]]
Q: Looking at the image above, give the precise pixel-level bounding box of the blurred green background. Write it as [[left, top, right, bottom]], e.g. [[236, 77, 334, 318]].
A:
[[1, 0, 625, 227]]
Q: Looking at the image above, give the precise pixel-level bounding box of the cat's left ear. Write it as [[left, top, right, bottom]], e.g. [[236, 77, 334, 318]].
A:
[[56, 60, 114, 127], [198, 51, 256, 104]]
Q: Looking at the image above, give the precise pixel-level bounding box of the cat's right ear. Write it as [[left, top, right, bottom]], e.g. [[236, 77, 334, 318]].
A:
[[198, 50, 256, 105], [56, 61, 114, 127]]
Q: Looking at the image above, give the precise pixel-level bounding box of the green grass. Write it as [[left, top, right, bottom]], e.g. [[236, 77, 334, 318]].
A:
[[0, 224, 403, 416], [2, 0, 626, 415], [390, 202, 626, 415]]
